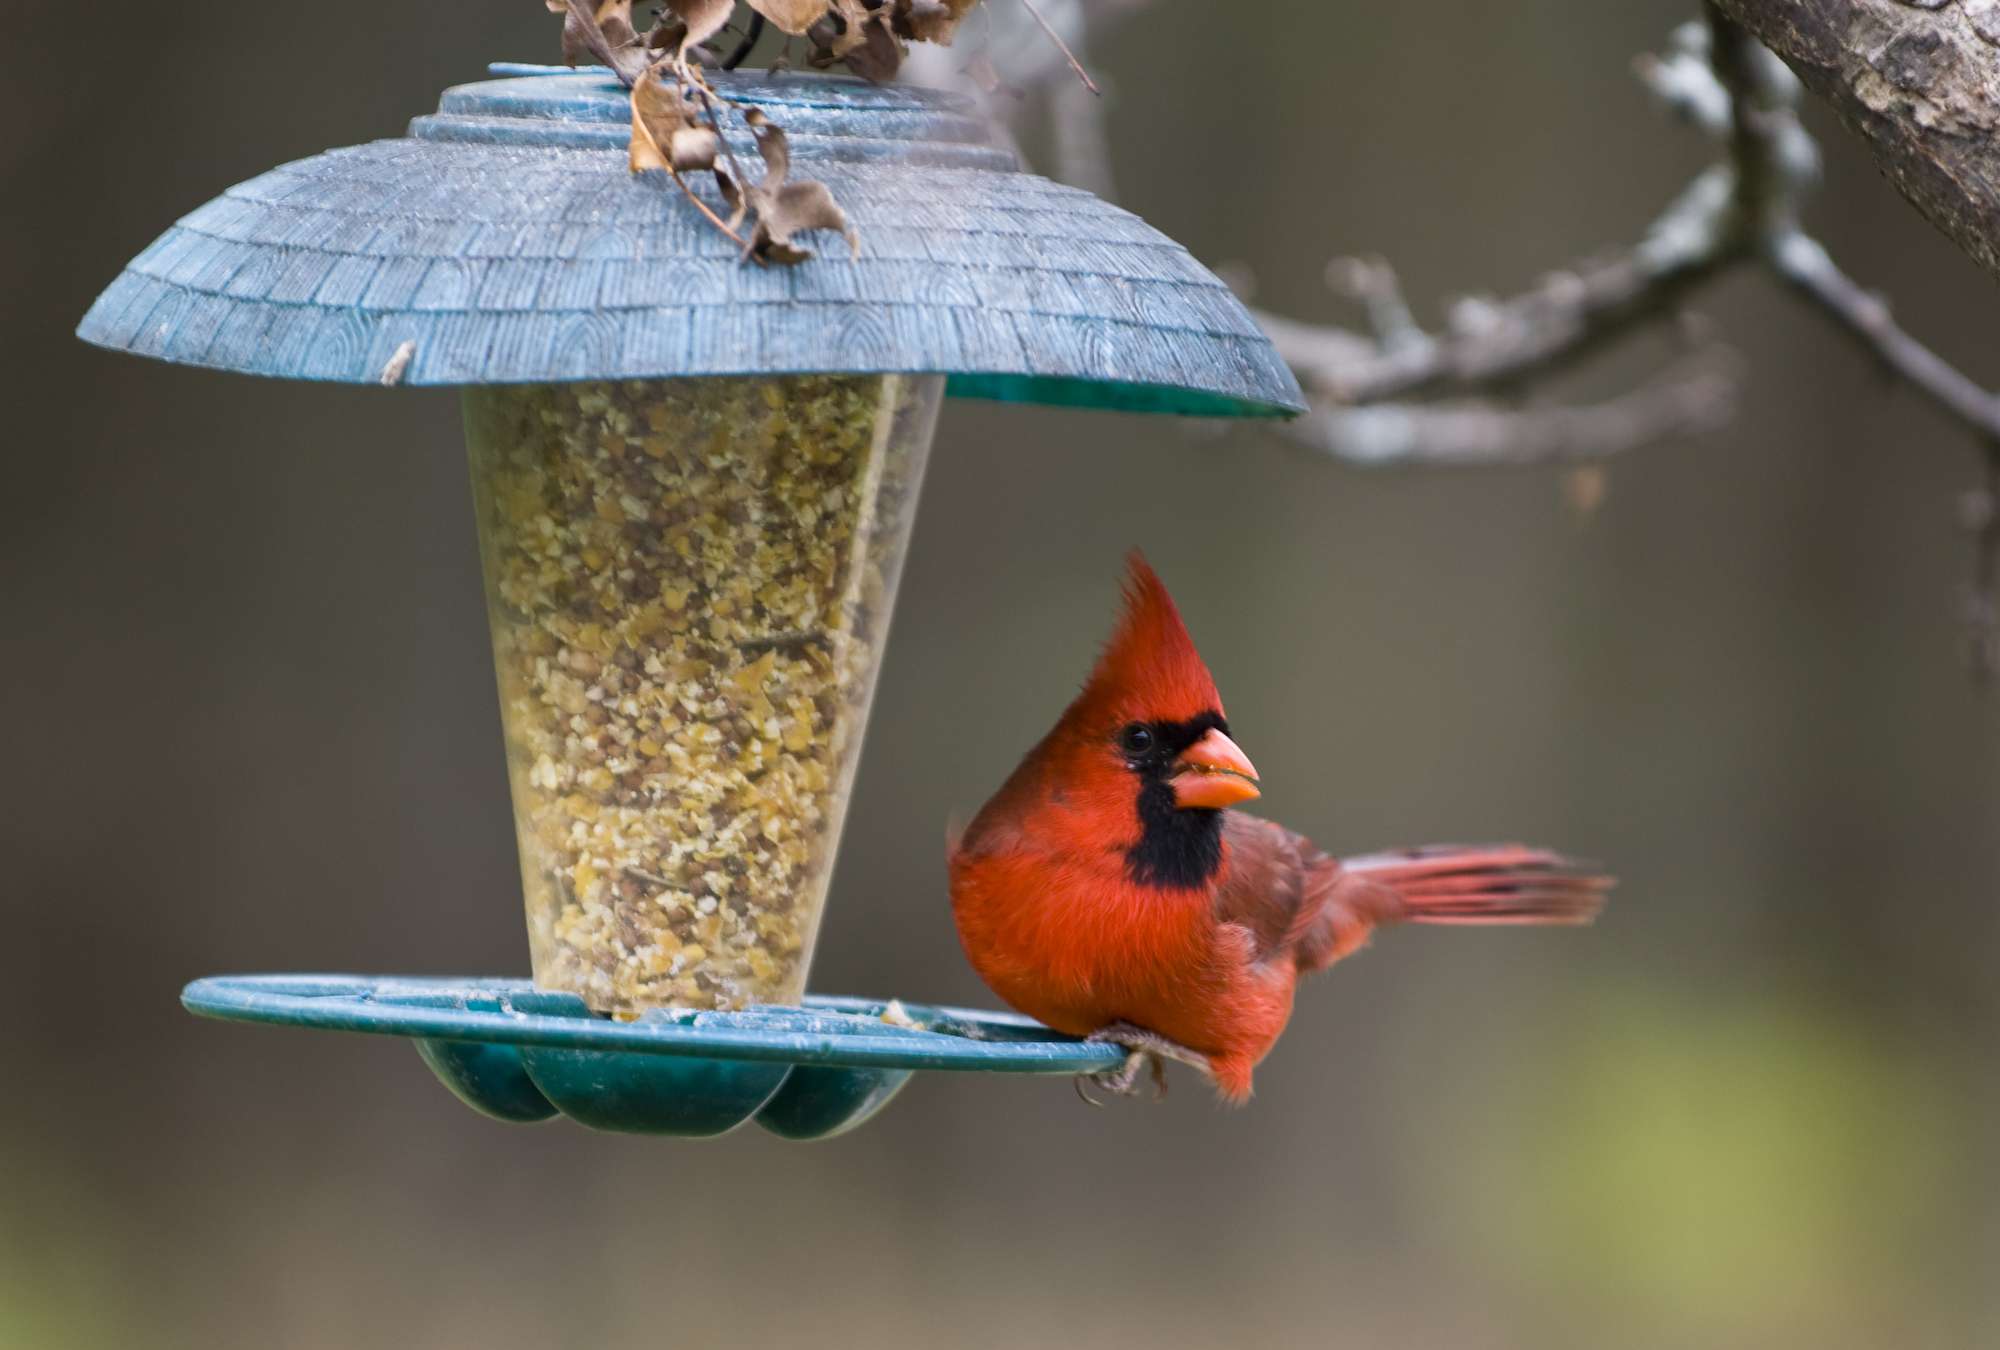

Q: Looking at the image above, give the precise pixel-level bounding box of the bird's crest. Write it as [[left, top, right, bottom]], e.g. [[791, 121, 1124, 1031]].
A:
[[1078, 552, 1223, 722]]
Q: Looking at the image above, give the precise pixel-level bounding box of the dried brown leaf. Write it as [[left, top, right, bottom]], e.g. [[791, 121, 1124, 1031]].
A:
[[807, 0, 914, 79], [665, 0, 736, 51], [630, 70, 721, 174], [837, 14, 906, 82], [595, 0, 640, 46], [756, 179, 859, 263], [746, 109, 793, 183], [559, 1, 599, 68], [719, 169, 749, 231], [830, 0, 872, 42], [560, 0, 655, 84], [567, 5, 865, 265], [747, 0, 834, 35], [738, 109, 858, 264]]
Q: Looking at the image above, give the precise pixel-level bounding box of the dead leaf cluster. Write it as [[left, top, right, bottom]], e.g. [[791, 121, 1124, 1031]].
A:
[[629, 73, 857, 263], [547, 0, 1074, 265], [800, 1, 979, 83]]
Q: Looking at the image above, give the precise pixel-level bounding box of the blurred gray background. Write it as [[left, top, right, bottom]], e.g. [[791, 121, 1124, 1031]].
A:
[[5, 3, 1997, 1347]]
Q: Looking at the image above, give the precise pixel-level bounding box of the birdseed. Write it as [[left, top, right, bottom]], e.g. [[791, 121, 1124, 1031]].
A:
[[462, 373, 941, 1013]]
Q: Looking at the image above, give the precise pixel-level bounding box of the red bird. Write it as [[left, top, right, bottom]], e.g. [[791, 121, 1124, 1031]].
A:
[[948, 555, 1609, 1103]]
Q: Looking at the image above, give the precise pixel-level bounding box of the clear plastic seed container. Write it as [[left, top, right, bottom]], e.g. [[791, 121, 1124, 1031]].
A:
[[462, 374, 943, 1014]]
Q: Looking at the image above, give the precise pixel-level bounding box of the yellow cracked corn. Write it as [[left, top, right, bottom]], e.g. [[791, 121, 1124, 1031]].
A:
[[463, 374, 942, 1014]]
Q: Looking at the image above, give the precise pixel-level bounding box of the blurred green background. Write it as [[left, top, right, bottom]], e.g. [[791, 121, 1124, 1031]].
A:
[[6, 3, 1998, 1347]]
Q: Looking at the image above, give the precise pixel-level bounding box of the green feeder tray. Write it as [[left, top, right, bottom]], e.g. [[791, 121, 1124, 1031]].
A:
[[185, 975, 1125, 1138]]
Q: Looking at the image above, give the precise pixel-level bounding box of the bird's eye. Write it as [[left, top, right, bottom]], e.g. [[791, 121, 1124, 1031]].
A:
[[1119, 724, 1155, 757]]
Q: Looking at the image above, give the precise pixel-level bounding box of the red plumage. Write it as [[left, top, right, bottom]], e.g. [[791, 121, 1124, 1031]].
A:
[[948, 554, 1609, 1103]]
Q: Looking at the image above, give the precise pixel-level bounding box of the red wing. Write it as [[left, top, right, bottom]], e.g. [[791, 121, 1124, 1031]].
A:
[[1217, 814, 1412, 973], [1214, 813, 1327, 966]]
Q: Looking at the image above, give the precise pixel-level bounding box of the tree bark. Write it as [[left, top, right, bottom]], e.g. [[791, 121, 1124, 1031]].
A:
[[1710, 0, 2000, 282]]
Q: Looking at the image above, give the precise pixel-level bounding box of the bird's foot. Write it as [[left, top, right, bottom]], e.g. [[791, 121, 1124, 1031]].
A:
[[1075, 1048, 1164, 1105], [1076, 1023, 1211, 1104]]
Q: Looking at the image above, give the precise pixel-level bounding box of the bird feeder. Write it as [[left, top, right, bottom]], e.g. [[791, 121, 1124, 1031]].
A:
[[79, 64, 1303, 1137]]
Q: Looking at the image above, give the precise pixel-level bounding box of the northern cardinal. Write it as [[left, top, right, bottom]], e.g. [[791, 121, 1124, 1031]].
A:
[[948, 555, 1609, 1103]]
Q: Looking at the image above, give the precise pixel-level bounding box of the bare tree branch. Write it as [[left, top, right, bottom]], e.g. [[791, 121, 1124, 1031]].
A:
[[1264, 5, 2000, 672], [926, 0, 2000, 675], [1252, 166, 1742, 404], [1255, 15, 1822, 439], [1709, 0, 2000, 284], [1705, 4, 2000, 675], [1275, 356, 1743, 467]]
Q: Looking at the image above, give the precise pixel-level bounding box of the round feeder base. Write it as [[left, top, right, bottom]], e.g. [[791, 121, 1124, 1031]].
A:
[[181, 975, 1125, 1139]]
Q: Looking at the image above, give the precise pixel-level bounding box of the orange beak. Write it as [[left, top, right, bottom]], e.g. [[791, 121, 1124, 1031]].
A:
[[1170, 728, 1261, 809]]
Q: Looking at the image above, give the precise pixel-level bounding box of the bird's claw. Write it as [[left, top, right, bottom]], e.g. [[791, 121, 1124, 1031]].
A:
[[1074, 1073, 1108, 1107], [1075, 1024, 1199, 1104], [1078, 1048, 1162, 1103]]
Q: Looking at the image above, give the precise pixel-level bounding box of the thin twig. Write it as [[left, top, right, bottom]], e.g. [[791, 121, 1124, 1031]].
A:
[[685, 78, 750, 195], [666, 166, 751, 249], [1326, 257, 1425, 356], [1765, 233, 2000, 444], [681, 73, 759, 245], [1017, 0, 1099, 95], [650, 77, 754, 252]]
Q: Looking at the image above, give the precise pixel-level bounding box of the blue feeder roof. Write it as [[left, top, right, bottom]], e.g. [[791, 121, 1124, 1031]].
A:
[[77, 65, 1304, 418]]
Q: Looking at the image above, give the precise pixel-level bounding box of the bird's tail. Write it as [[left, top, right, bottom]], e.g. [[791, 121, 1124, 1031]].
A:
[[1341, 844, 1611, 926]]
